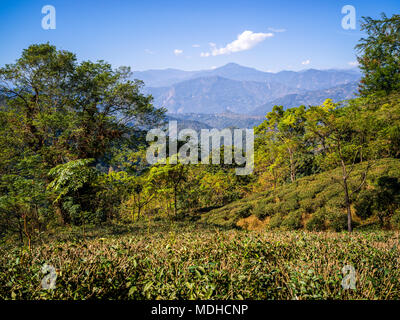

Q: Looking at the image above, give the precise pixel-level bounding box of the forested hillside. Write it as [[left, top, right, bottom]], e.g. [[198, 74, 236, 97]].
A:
[[1, 14, 400, 246], [1, 11, 400, 301]]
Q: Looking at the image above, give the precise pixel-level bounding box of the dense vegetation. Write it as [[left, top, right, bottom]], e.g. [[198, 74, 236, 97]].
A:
[[0, 13, 400, 300], [1, 221, 400, 299], [202, 159, 400, 231]]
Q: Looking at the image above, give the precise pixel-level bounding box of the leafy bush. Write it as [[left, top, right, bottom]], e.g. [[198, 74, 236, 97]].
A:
[[327, 211, 348, 231], [202, 159, 400, 231], [2, 222, 400, 300], [281, 211, 303, 230], [278, 199, 299, 214], [268, 212, 284, 229], [390, 209, 400, 229], [325, 197, 345, 209], [354, 189, 375, 219], [306, 208, 326, 231], [253, 200, 276, 220], [233, 204, 253, 219], [300, 198, 314, 213]]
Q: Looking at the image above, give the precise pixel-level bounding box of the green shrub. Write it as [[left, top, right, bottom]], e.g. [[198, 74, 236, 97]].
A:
[[297, 182, 324, 199], [325, 197, 345, 209], [268, 212, 284, 229], [354, 189, 375, 219], [233, 204, 252, 219], [278, 199, 299, 214], [300, 198, 314, 213], [310, 196, 326, 212], [306, 208, 326, 231], [327, 211, 348, 231], [281, 211, 303, 230], [201, 158, 400, 231], [253, 200, 276, 220], [390, 209, 400, 230]]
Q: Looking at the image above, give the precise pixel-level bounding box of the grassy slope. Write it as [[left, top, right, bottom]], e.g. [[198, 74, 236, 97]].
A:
[[200, 158, 400, 231]]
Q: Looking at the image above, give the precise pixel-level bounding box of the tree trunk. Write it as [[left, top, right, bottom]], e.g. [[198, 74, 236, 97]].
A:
[[289, 149, 296, 183], [54, 201, 69, 225], [343, 178, 352, 232], [341, 160, 352, 232], [174, 185, 177, 217], [23, 213, 31, 250]]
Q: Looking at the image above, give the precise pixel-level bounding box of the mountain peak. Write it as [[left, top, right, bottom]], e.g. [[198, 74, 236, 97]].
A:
[[216, 62, 244, 70], [223, 62, 241, 67]]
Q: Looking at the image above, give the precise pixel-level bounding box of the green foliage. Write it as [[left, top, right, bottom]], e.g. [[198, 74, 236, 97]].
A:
[[2, 222, 400, 300], [254, 104, 311, 185], [203, 159, 400, 231], [356, 14, 400, 95], [354, 189, 375, 220], [48, 159, 97, 202], [233, 204, 253, 219], [327, 212, 349, 232], [355, 176, 400, 226], [390, 209, 400, 230], [278, 198, 300, 214], [281, 211, 303, 230], [268, 212, 284, 229], [253, 199, 276, 219], [0, 43, 165, 240], [306, 208, 327, 231]]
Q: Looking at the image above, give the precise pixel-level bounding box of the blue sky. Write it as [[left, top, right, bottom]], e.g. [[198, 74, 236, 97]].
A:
[[0, 0, 398, 72]]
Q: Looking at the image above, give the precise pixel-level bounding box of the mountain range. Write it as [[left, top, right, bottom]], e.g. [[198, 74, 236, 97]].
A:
[[251, 81, 359, 115], [133, 63, 361, 128]]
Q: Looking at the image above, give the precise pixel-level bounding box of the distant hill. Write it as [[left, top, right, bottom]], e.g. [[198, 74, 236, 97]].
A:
[[133, 68, 197, 88], [166, 114, 212, 131], [251, 82, 359, 115], [136, 63, 361, 115], [168, 112, 265, 129], [145, 76, 298, 114], [134, 63, 361, 91], [267, 68, 360, 91]]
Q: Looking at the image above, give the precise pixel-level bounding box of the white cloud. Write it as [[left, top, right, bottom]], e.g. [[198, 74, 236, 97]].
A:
[[200, 30, 274, 57], [210, 66, 217, 70], [348, 61, 359, 66], [268, 27, 286, 33], [302, 59, 311, 65], [144, 49, 155, 55], [174, 49, 183, 56], [192, 44, 200, 48]]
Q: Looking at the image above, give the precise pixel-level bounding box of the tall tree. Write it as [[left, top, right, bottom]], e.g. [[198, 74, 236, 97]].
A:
[[255, 105, 307, 184], [305, 99, 379, 232], [356, 13, 400, 96], [0, 44, 165, 229], [0, 43, 164, 166]]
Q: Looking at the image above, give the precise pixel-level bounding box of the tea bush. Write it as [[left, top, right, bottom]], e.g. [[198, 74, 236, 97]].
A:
[[390, 209, 400, 229], [268, 212, 284, 229], [1, 221, 400, 300], [253, 200, 276, 220], [281, 211, 303, 230], [203, 159, 400, 231], [306, 208, 327, 231]]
